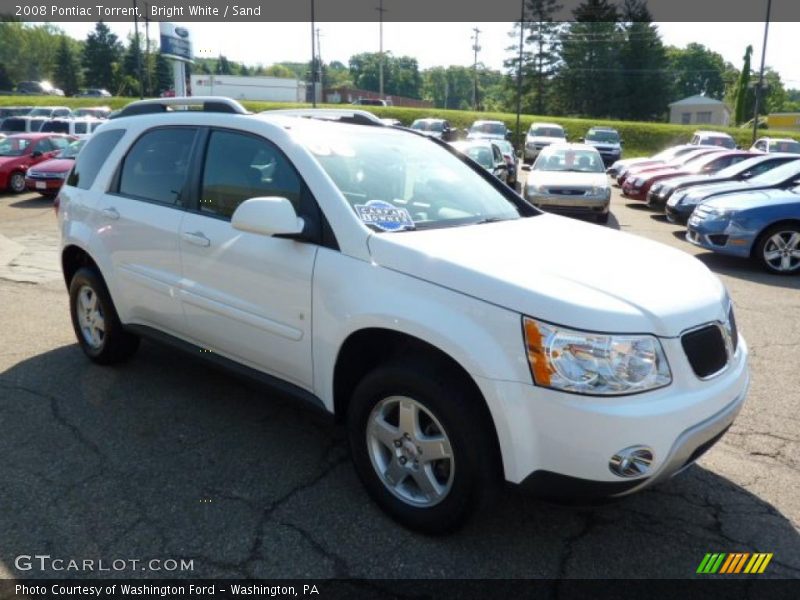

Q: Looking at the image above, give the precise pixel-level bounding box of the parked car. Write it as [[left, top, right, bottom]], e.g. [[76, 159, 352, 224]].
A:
[[74, 88, 112, 98], [73, 106, 112, 119], [40, 118, 105, 139], [650, 153, 800, 209], [28, 106, 72, 119], [451, 140, 509, 184], [622, 151, 754, 203], [686, 186, 800, 274], [690, 130, 736, 149], [582, 126, 622, 166], [750, 137, 800, 154], [620, 147, 724, 192], [610, 144, 706, 180], [493, 139, 519, 187], [523, 122, 566, 164], [524, 143, 610, 223], [665, 158, 800, 224], [58, 97, 749, 533], [25, 138, 86, 197], [352, 98, 388, 106], [15, 80, 63, 96], [0, 133, 73, 193], [0, 116, 49, 134], [466, 120, 510, 142], [410, 118, 456, 141], [380, 118, 402, 127], [0, 106, 34, 119]]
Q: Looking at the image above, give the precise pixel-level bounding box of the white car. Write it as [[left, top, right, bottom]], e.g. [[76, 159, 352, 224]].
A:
[[58, 97, 749, 533], [524, 144, 611, 223], [750, 137, 800, 154], [524, 122, 566, 163], [39, 117, 105, 139]]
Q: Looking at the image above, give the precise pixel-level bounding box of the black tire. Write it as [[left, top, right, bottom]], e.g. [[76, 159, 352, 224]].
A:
[[754, 223, 800, 275], [9, 171, 25, 193], [68, 267, 140, 364], [347, 356, 499, 534], [596, 212, 610, 224]]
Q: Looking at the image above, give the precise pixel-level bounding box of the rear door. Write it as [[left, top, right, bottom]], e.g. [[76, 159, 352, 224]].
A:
[[178, 128, 318, 389], [96, 126, 198, 334]]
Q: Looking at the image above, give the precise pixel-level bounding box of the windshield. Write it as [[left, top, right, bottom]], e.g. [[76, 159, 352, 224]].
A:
[[701, 135, 735, 149], [28, 108, 54, 117], [750, 158, 800, 186], [534, 147, 604, 173], [0, 138, 31, 156], [300, 129, 522, 231], [666, 150, 716, 168], [585, 130, 619, 143], [770, 140, 800, 154], [716, 156, 767, 178], [530, 126, 564, 138], [470, 122, 506, 135], [494, 140, 514, 155], [411, 120, 444, 132], [59, 139, 85, 159]]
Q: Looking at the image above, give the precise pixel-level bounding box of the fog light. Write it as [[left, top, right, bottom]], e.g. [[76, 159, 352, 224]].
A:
[[609, 446, 654, 478]]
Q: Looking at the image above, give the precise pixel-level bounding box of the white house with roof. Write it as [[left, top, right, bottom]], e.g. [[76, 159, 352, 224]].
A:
[[668, 95, 731, 127]]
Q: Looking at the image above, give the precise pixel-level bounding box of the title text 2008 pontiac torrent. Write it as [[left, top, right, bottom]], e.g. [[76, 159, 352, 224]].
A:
[[58, 98, 749, 533]]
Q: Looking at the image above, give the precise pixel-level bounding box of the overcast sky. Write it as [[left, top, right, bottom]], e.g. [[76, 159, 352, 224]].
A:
[[52, 21, 800, 89]]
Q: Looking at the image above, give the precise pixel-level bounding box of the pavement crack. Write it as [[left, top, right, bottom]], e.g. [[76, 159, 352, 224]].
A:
[[278, 521, 352, 577]]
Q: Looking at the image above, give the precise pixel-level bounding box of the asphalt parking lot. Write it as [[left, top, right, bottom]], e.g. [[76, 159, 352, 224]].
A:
[[0, 180, 798, 580]]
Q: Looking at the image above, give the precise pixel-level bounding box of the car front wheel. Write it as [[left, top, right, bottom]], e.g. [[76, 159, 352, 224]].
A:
[[347, 357, 498, 534], [9, 171, 25, 193], [755, 224, 800, 275]]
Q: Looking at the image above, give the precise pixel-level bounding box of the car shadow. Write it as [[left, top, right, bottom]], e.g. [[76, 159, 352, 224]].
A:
[[1, 342, 798, 579], [7, 195, 53, 209], [625, 202, 658, 211], [649, 213, 669, 223], [694, 252, 800, 290]]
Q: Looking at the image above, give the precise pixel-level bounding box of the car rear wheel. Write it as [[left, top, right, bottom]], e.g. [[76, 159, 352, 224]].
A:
[[347, 357, 498, 533], [69, 267, 140, 363], [596, 212, 610, 224], [755, 224, 800, 275], [9, 172, 25, 193]]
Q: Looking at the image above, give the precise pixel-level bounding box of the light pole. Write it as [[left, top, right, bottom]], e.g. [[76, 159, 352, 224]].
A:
[[752, 0, 772, 144], [515, 1, 526, 151], [471, 26, 481, 111], [310, 0, 316, 107], [376, 0, 387, 97]]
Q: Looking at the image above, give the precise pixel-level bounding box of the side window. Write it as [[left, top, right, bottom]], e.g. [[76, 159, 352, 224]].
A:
[[493, 145, 503, 163], [119, 128, 197, 205], [75, 122, 87, 134], [34, 139, 53, 153], [66, 129, 126, 190], [50, 137, 69, 150], [200, 130, 301, 219]]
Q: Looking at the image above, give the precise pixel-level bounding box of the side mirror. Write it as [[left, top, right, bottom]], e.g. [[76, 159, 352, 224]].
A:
[[231, 197, 304, 237], [31, 150, 43, 158]]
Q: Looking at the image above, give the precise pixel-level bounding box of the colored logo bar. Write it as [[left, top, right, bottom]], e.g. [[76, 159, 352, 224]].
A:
[[697, 553, 773, 574]]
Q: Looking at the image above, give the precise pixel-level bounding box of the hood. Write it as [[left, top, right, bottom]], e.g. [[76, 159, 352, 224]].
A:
[[661, 174, 721, 190], [686, 180, 756, 199], [616, 157, 654, 169], [527, 170, 607, 188], [367, 215, 726, 337], [633, 167, 682, 181], [527, 135, 566, 145], [704, 188, 800, 211], [28, 157, 73, 173]]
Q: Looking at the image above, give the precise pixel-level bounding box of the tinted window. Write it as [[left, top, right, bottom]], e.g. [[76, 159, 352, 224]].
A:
[[119, 128, 197, 205], [67, 129, 125, 190], [41, 121, 69, 134], [200, 130, 301, 219], [2, 118, 26, 132], [74, 122, 87, 134]]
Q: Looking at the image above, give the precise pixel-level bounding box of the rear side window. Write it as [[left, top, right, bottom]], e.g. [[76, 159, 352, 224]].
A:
[[74, 122, 87, 134], [2, 118, 25, 132], [41, 121, 69, 134], [119, 128, 197, 206], [66, 129, 125, 190], [200, 130, 301, 219]]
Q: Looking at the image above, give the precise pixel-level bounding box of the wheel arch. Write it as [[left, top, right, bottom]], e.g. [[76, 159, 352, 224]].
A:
[[751, 219, 800, 258], [61, 244, 102, 289]]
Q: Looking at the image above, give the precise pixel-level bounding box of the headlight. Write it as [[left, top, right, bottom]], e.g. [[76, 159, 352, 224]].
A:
[[590, 185, 610, 198], [55, 172, 68, 179], [704, 207, 734, 220], [523, 317, 672, 395], [632, 177, 644, 187]]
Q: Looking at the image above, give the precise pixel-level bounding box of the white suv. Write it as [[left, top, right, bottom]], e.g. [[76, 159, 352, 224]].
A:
[[58, 98, 749, 533]]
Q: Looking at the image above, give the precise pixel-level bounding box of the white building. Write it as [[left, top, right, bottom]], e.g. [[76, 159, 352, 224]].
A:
[[191, 75, 307, 103], [669, 95, 731, 127]]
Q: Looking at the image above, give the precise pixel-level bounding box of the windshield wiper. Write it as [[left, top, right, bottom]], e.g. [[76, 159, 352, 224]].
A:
[[473, 217, 513, 225]]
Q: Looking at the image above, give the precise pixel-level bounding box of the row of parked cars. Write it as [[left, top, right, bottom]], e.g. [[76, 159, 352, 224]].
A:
[[0, 104, 112, 138], [611, 131, 800, 275]]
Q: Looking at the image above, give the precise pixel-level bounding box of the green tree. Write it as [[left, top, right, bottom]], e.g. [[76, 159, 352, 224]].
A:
[[618, 0, 670, 120], [120, 33, 144, 96], [734, 46, 753, 125], [83, 21, 122, 90], [349, 52, 422, 98], [666, 43, 727, 100], [155, 52, 174, 95], [0, 62, 14, 90], [555, 0, 622, 117], [53, 36, 81, 96], [216, 55, 233, 75]]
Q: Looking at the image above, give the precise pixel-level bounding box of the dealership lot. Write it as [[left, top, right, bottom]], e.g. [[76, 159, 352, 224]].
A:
[[0, 185, 798, 579]]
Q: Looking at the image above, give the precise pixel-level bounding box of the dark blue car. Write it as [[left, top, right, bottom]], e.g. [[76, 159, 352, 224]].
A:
[[686, 186, 800, 274]]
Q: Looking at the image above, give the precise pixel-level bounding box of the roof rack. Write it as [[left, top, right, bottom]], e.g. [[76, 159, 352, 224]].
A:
[[261, 108, 385, 127], [110, 96, 249, 119]]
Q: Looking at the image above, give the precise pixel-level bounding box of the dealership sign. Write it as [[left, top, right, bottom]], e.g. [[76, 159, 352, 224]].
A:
[[159, 23, 193, 63]]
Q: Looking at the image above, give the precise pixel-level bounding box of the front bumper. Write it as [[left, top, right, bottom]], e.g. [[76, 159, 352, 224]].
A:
[[25, 176, 64, 194], [685, 219, 754, 258], [621, 181, 647, 200], [526, 193, 610, 217], [665, 202, 695, 224], [477, 333, 749, 495]]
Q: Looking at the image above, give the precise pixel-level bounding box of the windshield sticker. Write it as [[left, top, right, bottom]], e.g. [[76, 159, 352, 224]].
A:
[[355, 200, 415, 232]]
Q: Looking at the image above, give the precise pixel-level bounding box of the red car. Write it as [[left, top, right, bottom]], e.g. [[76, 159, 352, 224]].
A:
[[617, 147, 720, 186], [0, 133, 74, 193], [622, 150, 752, 200], [25, 138, 86, 197]]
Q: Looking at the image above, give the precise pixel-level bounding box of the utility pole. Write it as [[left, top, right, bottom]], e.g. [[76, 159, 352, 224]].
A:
[[144, 2, 151, 96], [316, 28, 323, 90], [471, 26, 481, 111], [376, 0, 387, 97], [515, 1, 525, 151], [752, 0, 772, 144], [133, 0, 144, 98], [310, 0, 316, 107]]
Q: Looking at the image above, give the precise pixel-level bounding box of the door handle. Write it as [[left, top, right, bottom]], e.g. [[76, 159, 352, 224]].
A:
[[182, 231, 211, 247], [101, 207, 120, 220]]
